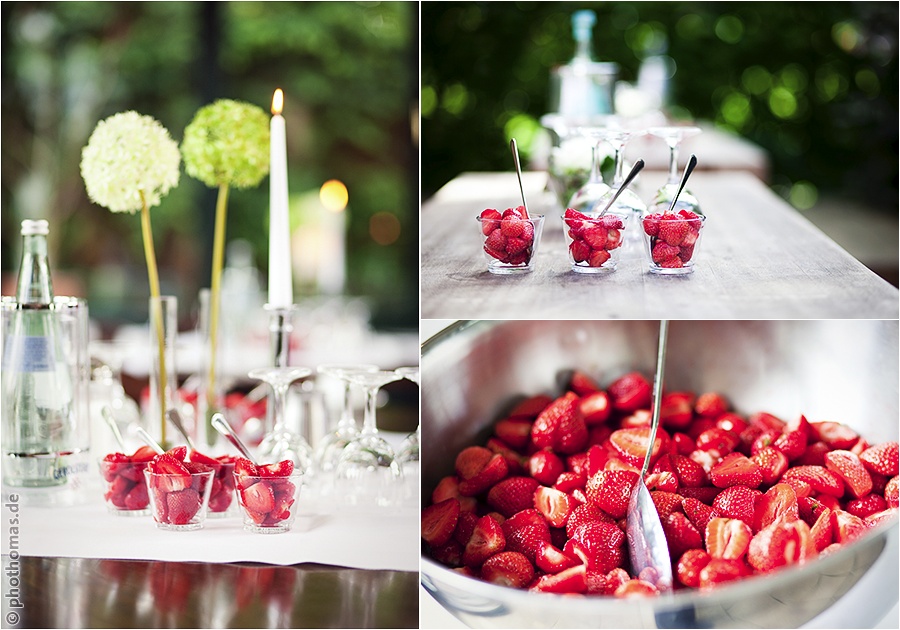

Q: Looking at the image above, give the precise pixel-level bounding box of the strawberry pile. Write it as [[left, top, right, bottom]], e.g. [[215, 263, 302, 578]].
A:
[[233, 458, 298, 528], [188, 451, 238, 513], [145, 446, 215, 526], [563, 209, 625, 270], [479, 207, 537, 266], [101, 445, 157, 511], [421, 371, 899, 596], [641, 210, 703, 269]]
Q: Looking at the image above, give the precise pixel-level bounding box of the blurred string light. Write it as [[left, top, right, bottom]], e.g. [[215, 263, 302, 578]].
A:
[[319, 179, 348, 212], [369, 212, 400, 246]]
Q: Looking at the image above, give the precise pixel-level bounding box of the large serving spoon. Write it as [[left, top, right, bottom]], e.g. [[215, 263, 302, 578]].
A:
[[510, 138, 530, 219], [597, 158, 645, 216], [625, 320, 673, 591], [211, 412, 258, 464], [133, 426, 165, 455], [666, 154, 698, 215]]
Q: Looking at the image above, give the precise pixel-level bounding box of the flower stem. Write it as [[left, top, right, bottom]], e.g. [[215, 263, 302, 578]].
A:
[[140, 192, 167, 447], [206, 183, 230, 444]]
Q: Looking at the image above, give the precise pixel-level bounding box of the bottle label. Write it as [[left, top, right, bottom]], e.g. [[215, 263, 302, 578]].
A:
[[3, 335, 56, 372]]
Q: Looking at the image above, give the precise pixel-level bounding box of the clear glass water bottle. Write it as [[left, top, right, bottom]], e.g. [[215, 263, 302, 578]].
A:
[[2, 219, 76, 487]]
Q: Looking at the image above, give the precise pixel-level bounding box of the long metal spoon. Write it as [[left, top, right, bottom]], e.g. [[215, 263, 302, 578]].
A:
[[133, 426, 165, 455], [211, 413, 258, 464], [101, 406, 128, 452], [510, 138, 530, 219], [625, 320, 673, 591], [166, 409, 197, 452], [666, 153, 698, 215], [597, 158, 645, 216]]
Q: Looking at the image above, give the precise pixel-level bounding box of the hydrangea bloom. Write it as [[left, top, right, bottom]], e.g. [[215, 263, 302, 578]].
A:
[[181, 99, 270, 189], [80, 111, 181, 213]]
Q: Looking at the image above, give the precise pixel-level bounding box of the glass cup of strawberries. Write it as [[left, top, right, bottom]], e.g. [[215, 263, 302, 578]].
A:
[[641, 209, 706, 274], [562, 208, 629, 273], [233, 458, 303, 534], [99, 445, 158, 515], [143, 446, 215, 531], [478, 207, 545, 274], [188, 451, 239, 517]]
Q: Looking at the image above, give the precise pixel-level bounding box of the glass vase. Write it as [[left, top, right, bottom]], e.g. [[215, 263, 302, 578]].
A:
[[147, 295, 178, 449], [197, 289, 226, 448]]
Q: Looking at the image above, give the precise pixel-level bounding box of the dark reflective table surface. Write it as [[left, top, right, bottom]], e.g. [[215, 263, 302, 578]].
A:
[[7, 556, 417, 628]]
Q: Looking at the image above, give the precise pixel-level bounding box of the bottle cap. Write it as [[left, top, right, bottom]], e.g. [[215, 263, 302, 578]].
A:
[[21, 219, 49, 236]]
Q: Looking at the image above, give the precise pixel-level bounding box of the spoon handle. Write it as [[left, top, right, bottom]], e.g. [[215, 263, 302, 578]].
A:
[[643, 320, 669, 478], [211, 413, 257, 464], [134, 426, 165, 455], [166, 409, 196, 452], [598, 159, 645, 216], [666, 154, 698, 215], [101, 406, 127, 452], [510, 138, 530, 219]]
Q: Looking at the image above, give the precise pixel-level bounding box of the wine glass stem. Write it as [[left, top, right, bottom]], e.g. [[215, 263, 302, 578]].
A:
[[613, 145, 624, 186], [667, 140, 679, 185], [338, 382, 356, 429], [361, 386, 379, 437], [271, 382, 289, 432], [590, 142, 604, 184]]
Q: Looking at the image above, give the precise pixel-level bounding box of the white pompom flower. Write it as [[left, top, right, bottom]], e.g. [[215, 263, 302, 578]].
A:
[[80, 111, 181, 213]]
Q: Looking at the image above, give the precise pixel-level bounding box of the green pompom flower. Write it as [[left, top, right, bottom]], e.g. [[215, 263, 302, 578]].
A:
[[80, 111, 181, 213], [181, 99, 270, 189]]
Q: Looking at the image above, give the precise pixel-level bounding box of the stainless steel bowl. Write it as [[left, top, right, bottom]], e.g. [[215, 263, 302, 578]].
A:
[[421, 320, 899, 628]]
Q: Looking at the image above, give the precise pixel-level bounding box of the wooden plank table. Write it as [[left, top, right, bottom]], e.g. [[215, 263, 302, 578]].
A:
[[421, 171, 898, 319]]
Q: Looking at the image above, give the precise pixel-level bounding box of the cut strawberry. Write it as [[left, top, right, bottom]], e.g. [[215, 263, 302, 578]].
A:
[[458, 453, 509, 496], [501, 508, 551, 562], [845, 494, 887, 519], [554, 471, 587, 494], [642, 214, 662, 237], [166, 488, 201, 525], [781, 465, 844, 497], [750, 447, 789, 485], [462, 515, 506, 568], [831, 509, 867, 543], [811, 421, 859, 449], [188, 450, 220, 466], [123, 481, 150, 510], [487, 476, 540, 518], [530, 563, 587, 594], [481, 551, 534, 588], [824, 450, 872, 499], [150, 454, 192, 492], [676, 548, 711, 588], [658, 216, 688, 246], [699, 557, 751, 589], [696, 428, 740, 455], [532, 392, 587, 455], [568, 370, 601, 396], [695, 393, 728, 419], [773, 429, 808, 462], [569, 239, 591, 263], [809, 506, 833, 551], [565, 502, 614, 538], [747, 519, 813, 573], [533, 486, 574, 528], [705, 517, 752, 560], [131, 445, 158, 463], [588, 249, 611, 268], [886, 476, 899, 508], [579, 391, 612, 425], [650, 491, 684, 520], [527, 450, 565, 486], [486, 438, 526, 475], [585, 469, 638, 519], [534, 540, 579, 574], [258, 460, 294, 477], [709, 453, 763, 489], [659, 392, 695, 430], [233, 457, 259, 489], [455, 446, 494, 481], [494, 418, 532, 449], [614, 579, 659, 598], [609, 427, 665, 468], [241, 481, 275, 515], [479, 209, 501, 235], [859, 441, 899, 477], [567, 521, 625, 573], [644, 471, 678, 492], [752, 483, 798, 532], [712, 485, 763, 526], [663, 512, 704, 558], [865, 508, 898, 528], [421, 498, 460, 546], [607, 372, 652, 413], [508, 394, 553, 420]]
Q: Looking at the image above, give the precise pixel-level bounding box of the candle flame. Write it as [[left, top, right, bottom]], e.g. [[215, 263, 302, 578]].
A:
[[272, 88, 284, 115]]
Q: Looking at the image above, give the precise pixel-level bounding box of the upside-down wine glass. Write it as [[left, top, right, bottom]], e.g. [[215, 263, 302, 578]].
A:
[[315, 363, 379, 476], [335, 370, 403, 507], [566, 127, 613, 215], [250, 366, 314, 474], [647, 126, 702, 215], [593, 127, 647, 249], [394, 367, 420, 465]]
